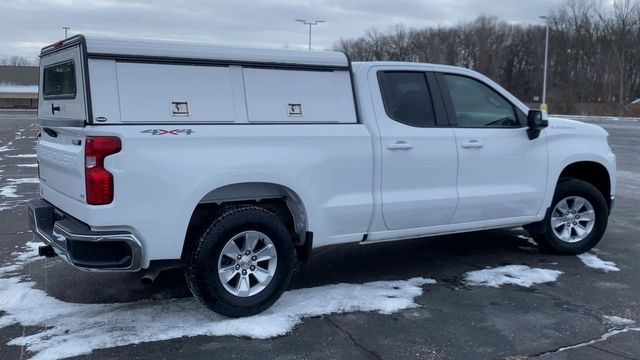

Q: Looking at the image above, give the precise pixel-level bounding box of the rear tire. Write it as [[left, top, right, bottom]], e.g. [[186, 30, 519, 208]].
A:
[[528, 178, 609, 255], [185, 205, 296, 317]]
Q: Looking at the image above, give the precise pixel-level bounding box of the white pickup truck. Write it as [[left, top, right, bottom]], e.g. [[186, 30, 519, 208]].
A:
[[28, 35, 616, 317]]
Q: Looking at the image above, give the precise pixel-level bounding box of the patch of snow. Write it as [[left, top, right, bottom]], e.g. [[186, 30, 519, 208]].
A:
[[17, 163, 38, 168], [0, 242, 42, 275], [7, 177, 40, 184], [6, 154, 36, 158], [464, 265, 562, 288], [0, 85, 38, 93], [0, 197, 16, 211], [0, 178, 39, 199], [517, 234, 538, 247], [604, 315, 636, 327], [0, 145, 15, 152], [0, 240, 436, 359], [557, 114, 640, 122], [0, 278, 435, 360], [0, 185, 19, 198], [577, 253, 620, 272], [556, 327, 640, 353]]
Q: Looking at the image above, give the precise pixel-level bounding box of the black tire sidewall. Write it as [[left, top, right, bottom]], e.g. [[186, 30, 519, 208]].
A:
[[542, 179, 609, 254], [186, 206, 295, 317]]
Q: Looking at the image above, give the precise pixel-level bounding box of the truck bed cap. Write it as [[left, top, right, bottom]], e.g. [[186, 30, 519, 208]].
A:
[[42, 35, 350, 69]]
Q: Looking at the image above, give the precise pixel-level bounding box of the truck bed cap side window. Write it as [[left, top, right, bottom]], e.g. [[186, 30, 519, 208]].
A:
[[378, 71, 436, 127]]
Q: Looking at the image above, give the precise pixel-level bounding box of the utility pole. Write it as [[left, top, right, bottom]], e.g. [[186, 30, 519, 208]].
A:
[[539, 16, 550, 113], [295, 19, 325, 50], [62, 26, 70, 39]]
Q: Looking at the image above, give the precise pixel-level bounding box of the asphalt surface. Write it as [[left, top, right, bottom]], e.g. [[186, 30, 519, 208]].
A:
[[1, 110, 639, 360]]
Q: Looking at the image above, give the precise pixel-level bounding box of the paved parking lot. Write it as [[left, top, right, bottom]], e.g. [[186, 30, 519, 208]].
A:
[[1, 110, 639, 360]]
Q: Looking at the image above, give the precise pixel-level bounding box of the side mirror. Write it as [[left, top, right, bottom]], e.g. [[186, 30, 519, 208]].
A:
[[527, 109, 548, 140]]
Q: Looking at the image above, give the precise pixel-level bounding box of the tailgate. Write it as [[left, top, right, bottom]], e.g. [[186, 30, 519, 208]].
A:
[[38, 128, 86, 202], [37, 39, 88, 203]]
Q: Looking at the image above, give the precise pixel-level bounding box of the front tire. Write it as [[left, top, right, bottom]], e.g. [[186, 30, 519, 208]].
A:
[[185, 205, 296, 317], [529, 179, 609, 254]]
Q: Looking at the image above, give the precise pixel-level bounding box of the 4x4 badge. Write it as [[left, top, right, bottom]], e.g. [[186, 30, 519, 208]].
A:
[[141, 129, 194, 136]]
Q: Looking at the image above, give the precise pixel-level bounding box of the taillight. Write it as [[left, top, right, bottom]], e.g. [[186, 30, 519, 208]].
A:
[[85, 136, 121, 205]]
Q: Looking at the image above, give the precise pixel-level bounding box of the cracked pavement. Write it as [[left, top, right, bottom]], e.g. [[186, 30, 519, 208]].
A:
[[1, 111, 639, 359]]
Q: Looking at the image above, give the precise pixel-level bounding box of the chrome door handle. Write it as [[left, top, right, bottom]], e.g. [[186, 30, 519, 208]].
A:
[[461, 140, 483, 149], [387, 141, 413, 150]]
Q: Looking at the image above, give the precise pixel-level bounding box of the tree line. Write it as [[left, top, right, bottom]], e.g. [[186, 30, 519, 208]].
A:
[[0, 56, 37, 67], [335, 0, 640, 116]]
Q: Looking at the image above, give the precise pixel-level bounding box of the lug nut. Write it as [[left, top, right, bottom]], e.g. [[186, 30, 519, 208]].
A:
[[236, 254, 242, 260], [573, 222, 577, 225], [251, 256, 257, 261], [235, 264, 240, 270], [242, 270, 247, 275], [245, 250, 251, 256], [563, 217, 566, 221], [575, 215, 580, 219], [572, 210, 576, 214], [250, 265, 256, 271]]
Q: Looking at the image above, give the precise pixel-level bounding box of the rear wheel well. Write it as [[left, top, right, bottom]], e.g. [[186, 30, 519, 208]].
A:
[[181, 183, 310, 262], [558, 162, 611, 208]]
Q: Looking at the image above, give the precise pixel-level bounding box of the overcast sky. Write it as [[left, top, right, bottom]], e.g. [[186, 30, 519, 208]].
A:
[[1, 0, 571, 59]]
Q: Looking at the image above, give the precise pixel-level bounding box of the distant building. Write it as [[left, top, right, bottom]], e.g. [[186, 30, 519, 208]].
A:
[[0, 65, 38, 109]]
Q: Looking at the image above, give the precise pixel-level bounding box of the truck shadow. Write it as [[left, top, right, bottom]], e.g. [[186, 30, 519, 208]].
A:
[[28, 228, 551, 304]]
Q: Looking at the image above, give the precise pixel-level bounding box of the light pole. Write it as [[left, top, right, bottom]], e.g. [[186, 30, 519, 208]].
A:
[[540, 16, 550, 113], [62, 26, 70, 39], [295, 19, 325, 50]]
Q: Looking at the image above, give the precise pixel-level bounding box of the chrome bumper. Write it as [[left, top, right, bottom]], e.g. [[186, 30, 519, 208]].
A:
[[26, 199, 143, 272]]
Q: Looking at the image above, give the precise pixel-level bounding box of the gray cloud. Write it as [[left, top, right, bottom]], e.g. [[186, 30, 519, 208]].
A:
[[1, 0, 568, 58]]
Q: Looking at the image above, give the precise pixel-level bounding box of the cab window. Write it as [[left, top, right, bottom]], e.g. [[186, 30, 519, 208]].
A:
[[443, 74, 519, 127], [378, 71, 436, 127]]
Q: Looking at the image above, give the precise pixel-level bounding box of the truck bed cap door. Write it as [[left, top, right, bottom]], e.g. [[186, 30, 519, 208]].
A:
[[37, 42, 88, 204], [38, 42, 88, 127]]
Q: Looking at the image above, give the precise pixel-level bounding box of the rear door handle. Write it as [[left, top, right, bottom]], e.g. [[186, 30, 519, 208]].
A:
[[461, 140, 483, 149], [387, 141, 413, 150]]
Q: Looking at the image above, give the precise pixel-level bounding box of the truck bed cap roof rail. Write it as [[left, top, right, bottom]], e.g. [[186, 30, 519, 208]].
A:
[[42, 34, 350, 70]]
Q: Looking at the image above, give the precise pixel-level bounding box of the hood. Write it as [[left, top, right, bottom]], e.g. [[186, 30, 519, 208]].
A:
[[547, 116, 609, 137]]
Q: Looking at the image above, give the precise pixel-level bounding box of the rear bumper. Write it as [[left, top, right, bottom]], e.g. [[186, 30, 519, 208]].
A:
[[26, 198, 143, 272]]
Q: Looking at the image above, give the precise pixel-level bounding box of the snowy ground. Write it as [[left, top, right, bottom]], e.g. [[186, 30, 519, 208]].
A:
[[0, 85, 38, 94], [1, 112, 639, 359], [558, 114, 640, 122]]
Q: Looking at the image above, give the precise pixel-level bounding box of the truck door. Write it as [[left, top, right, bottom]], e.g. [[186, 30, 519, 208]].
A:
[[371, 69, 459, 230], [437, 73, 548, 223]]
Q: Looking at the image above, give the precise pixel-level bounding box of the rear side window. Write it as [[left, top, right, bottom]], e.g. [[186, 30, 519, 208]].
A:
[[43, 61, 76, 99], [378, 72, 436, 127]]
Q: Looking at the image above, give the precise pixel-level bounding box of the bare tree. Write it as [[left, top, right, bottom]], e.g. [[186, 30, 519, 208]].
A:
[[0, 55, 36, 66], [334, 0, 640, 116], [597, 0, 640, 115]]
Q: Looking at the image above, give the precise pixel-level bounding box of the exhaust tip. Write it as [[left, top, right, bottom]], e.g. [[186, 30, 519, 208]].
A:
[[140, 276, 154, 285], [38, 245, 56, 258]]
